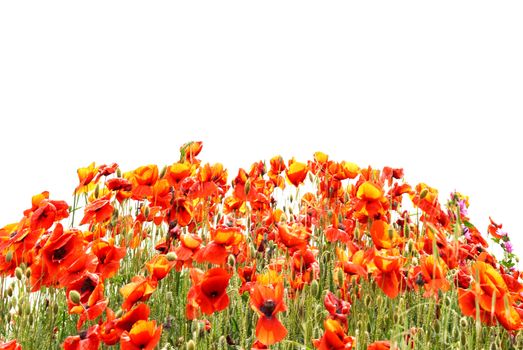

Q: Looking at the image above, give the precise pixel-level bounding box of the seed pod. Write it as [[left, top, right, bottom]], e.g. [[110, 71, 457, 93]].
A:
[[336, 269, 345, 286], [69, 290, 81, 304], [159, 165, 167, 179], [186, 340, 196, 350], [311, 280, 319, 298], [227, 254, 236, 268], [15, 267, 23, 281]]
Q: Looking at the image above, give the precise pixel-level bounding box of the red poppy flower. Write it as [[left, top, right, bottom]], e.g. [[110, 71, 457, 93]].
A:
[[80, 194, 114, 226], [90, 238, 126, 279], [286, 159, 308, 186], [187, 267, 231, 316], [0, 340, 22, 350], [63, 324, 101, 350], [146, 254, 175, 281], [313, 318, 355, 350], [324, 291, 351, 327], [74, 162, 99, 194], [250, 281, 287, 346], [120, 319, 162, 350], [120, 276, 158, 310], [367, 340, 393, 350]]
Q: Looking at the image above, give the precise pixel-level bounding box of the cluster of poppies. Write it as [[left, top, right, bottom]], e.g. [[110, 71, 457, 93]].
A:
[[1, 141, 522, 349]]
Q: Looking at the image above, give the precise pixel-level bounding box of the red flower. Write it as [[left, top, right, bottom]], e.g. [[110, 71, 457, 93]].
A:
[[120, 276, 158, 310], [313, 319, 355, 350], [187, 267, 231, 317], [120, 320, 162, 350], [0, 340, 22, 350], [250, 281, 287, 346], [63, 324, 101, 350], [80, 194, 114, 226]]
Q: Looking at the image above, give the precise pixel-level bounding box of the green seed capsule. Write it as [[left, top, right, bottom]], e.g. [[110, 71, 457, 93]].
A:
[[185, 339, 196, 350], [69, 290, 81, 304], [166, 252, 177, 261], [15, 267, 23, 280]]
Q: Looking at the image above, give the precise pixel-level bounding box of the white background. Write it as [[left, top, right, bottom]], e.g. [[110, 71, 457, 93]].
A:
[[1, 2, 522, 264]]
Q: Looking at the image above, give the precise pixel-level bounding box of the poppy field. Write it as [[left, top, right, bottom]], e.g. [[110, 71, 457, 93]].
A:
[[1, 141, 522, 349]]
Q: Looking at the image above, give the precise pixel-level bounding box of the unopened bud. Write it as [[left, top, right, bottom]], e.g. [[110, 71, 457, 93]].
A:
[[311, 280, 319, 298], [227, 254, 236, 268], [69, 290, 81, 304], [337, 269, 345, 286], [419, 188, 428, 199], [5, 250, 13, 263], [186, 339, 196, 350], [160, 165, 167, 179], [166, 252, 177, 262], [15, 267, 23, 280]]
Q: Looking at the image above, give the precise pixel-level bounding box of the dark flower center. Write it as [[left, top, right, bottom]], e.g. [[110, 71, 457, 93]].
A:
[[260, 299, 276, 317], [53, 246, 67, 261]]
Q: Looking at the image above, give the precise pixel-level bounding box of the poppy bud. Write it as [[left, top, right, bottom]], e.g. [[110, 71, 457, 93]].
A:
[[227, 254, 236, 268], [25, 268, 32, 279], [244, 179, 251, 196], [117, 168, 122, 177], [336, 269, 345, 286], [186, 339, 196, 350], [115, 309, 123, 318], [419, 188, 428, 199], [6, 286, 13, 298], [160, 165, 167, 179], [144, 206, 150, 219], [94, 184, 100, 198], [311, 280, 319, 298], [166, 252, 177, 261], [218, 336, 227, 349], [69, 290, 81, 304], [5, 250, 13, 263], [15, 267, 23, 281]]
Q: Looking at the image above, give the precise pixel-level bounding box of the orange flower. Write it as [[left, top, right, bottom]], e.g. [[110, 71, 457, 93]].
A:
[[276, 223, 310, 252], [90, 238, 126, 279], [146, 254, 175, 281], [100, 304, 150, 346], [419, 254, 450, 298], [458, 261, 522, 330], [180, 141, 203, 163], [187, 267, 231, 316], [313, 318, 355, 350], [40, 224, 86, 285], [370, 220, 401, 250], [80, 194, 114, 226], [120, 276, 158, 310], [250, 281, 287, 346], [367, 340, 393, 350], [129, 165, 159, 199], [373, 250, 403, 299], [354, 181, 388, 220], [286, 159, 308, 186], [488, 217, 505, 240], [74, 162, 99, 194], [195, 226, 244, 265], [120, 319, 162, 350]]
